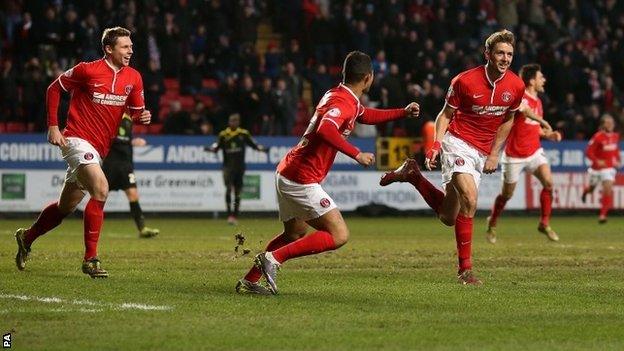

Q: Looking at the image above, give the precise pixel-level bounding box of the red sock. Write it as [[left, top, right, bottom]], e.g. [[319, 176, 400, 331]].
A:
[[24, 202, 67, 247], [84, 199, 105, 260], [407, 174, 444, 214], [455, 214, 473, 272], [244, 233, 292, 282], [489, 195, 507, 227], [600, 193, 613, 218], [540, 188, 553, 226], [271, 230, 336, 264]]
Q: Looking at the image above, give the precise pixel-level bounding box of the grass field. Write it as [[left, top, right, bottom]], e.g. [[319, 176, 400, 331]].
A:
[[1, 215, 623, 350]]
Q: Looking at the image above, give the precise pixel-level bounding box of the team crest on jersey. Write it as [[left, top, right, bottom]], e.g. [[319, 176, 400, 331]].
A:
[[84, 152, 94, 161], [501, 91, 512, 102], [320, 198, 331, 208], [455, 157, 465, 166], [125, 84, 133, 95], [327, 108, 341, 118], [64, 68, 74, 78]]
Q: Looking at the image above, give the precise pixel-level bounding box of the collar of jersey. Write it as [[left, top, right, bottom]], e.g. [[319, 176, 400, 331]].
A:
[[339, 83, 360, 103], [483, 63, 506, 87], [102, 57, 124, 73]]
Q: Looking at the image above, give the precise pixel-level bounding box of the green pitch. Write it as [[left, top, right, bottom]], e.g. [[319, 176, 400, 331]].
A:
[[1, 215, 623, 350]]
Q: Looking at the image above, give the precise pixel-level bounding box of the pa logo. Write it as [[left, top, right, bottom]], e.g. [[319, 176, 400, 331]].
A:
[[3, 333, 11, 348], [455, 157, 465, 166]]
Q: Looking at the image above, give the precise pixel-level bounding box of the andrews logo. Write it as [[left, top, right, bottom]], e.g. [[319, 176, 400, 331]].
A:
[[3, 333, 10, 348]]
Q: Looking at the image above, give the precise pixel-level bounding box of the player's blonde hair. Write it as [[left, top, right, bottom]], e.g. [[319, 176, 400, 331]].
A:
[[484, 29, 515, 52], [101, 27, 131, 51]]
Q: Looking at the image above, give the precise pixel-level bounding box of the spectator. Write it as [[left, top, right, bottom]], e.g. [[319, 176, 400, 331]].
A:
[[20, 58, 46, 130], [307, 63, 334, 107], [271, 78, 296, 135], [143, 59, 165, 122], [163, 101, 193, 135], [0, 59, 19, 122]]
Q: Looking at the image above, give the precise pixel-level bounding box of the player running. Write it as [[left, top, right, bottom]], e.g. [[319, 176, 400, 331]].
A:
[[103, 112, 159, 238], [236, 51, 420, 295], [14, 27, 150, 278], [486, 64, 562, 243], [581, 114, 620, 223], [380, 30, 525, 285], [205, 113, 268, 225]]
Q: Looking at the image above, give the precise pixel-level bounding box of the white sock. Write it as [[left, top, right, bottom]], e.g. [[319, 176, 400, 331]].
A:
[[265, 252, 280, 265]]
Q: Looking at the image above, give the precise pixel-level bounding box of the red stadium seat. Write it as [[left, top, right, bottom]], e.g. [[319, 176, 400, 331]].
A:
[[27, 123, 36, 132], [0, 122, 6, 133], [133, 124, 149, 135], [179, 96, 195, 110], [149, 123, 163, 134], [201, 79, 219, 90], [6, 122, 26, 133], [196, 95, 213, 108], [164, 78, 180, 91]]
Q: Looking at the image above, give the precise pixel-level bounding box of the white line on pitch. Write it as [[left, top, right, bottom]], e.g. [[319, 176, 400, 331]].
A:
[[0, 294, 172, 311]]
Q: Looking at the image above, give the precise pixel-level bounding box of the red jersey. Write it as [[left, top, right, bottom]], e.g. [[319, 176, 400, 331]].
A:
[[505, 92, 543, 158], [48, 58, 144, 157], [277, 84, 404, 184], [445, 65, 525, 155], [586, 131, 620, 169], [278, 84, 363, 184]]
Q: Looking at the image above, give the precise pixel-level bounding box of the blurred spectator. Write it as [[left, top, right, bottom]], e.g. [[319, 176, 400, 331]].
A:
[[257, 77, 275, 135], [271, 78, 296, 135], [237, 75, 261, 131], [163, 101, 193, 135], [307, 64, 333, 107], [0, 60, 18, 122], [144, 59, 165, 122], [20, 58, 46, 130]]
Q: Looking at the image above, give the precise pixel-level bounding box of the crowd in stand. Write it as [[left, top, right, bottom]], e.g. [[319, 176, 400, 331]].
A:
[[0, 0, 623, 140]]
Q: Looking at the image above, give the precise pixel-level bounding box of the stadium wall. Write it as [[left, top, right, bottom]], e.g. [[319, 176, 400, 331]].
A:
[[0, 135, 621, 212]]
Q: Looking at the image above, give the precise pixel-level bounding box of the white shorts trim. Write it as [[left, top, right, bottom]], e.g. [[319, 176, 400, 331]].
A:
[[275, 173, 337, 222], [501, 148, 549, 184], [441, 133, 487, 188], [588, 168, 617, 186], [61, 137, 103, 187]]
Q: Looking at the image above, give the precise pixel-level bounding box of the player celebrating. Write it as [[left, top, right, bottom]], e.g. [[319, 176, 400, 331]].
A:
[[486, 64, 562, 243], [581, 114, 620, 223], [380, 30, 525, 285], [103, 112, 159, 238], [237, 51, 420, 295], [14, 27, 149, 278], [205, 113, 268, 225]]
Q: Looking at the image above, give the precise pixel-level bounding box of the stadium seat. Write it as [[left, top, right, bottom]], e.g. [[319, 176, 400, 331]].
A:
[[27, 123, 36, 132], [149, 123, 163, 134], [164, 78, 180, 92], [6, 122, 26, 133], [0, 122, 6, 133], [133, 124, 149, 135], [201, 79, 219, 92]]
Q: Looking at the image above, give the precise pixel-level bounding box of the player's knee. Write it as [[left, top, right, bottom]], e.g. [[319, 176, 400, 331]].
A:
[[439, 214, 455, 226], [542, 180, 553, 191], [90, 180, 108, 201], [331, 227, 349, 248], [459, 194, 477, 213]]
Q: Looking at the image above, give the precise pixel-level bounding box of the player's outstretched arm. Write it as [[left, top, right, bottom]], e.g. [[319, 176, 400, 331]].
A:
[[484, 112, 516, 174], [358, 102, 419, 125], [520, 102, 552, 131], [316, 120, 371, 166], [244, 131, 269, 153], [425, 104, 454, 170]]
